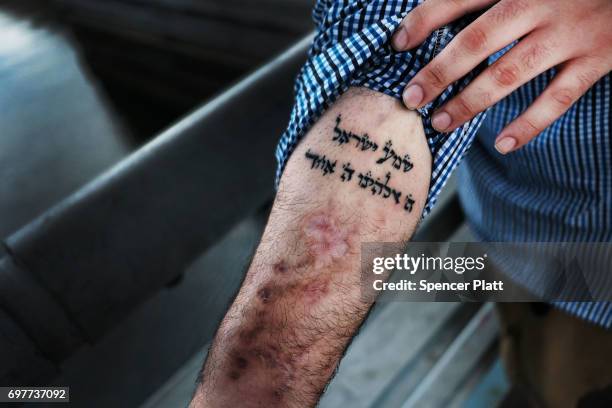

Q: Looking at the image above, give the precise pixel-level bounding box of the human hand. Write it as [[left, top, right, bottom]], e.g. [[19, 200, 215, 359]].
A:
[[392, 0, 612, 154]]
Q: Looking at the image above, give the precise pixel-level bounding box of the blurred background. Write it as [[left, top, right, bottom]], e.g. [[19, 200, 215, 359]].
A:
[[0, 1, 513, 407], [0, 0, 313, 238]]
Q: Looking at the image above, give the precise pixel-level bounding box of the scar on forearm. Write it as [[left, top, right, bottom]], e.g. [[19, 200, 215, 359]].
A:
[[212, 210, 364, 404], [303, 213, 350, 268]]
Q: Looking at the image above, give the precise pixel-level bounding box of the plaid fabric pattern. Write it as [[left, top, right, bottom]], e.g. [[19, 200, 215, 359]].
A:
[[275, 0, 486, 216], [459, 49, 612, 329], [275, 1, 611, 328]]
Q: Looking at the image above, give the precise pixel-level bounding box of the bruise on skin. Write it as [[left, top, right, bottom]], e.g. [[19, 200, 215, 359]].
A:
[[221, 211, 355, 394], [270, 210, 354, 276], [272, 388, 285, 401], [295, 257, 315, 271], [302, 276, 331, 305], [235, 356, 249, 369], [227, 345, 278, 373], [226, 354, 248, 380], [251, 347, 281, 369], [273, 257, 313, 276], [226, 342, 296, 392], [257, 285, 275, 304], [273, 260, 289, 274], [262, 274, 332, 308], [239, 320, 265, 345]]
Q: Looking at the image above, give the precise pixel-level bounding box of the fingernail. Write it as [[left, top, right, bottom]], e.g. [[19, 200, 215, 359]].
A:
[[432, 111, 452, 131], [403, 84, 423, 109], [392, 26, 409, 50], [495, 136, 517, 154]]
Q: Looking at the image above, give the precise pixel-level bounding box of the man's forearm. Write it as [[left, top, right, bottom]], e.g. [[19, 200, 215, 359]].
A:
[[191, 88, 432, 407]]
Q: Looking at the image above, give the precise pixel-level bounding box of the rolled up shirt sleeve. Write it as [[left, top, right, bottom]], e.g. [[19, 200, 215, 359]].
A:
[[275, 0, 488, 216]]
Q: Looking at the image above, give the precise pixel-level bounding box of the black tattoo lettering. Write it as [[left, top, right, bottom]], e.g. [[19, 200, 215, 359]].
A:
[[357, 171, 403, 205], [376, 140, 414, 173], [404, 194, 415, 213], [333, 115, 378, 152], [305, 149, 336, 175], [358, 171, 374, 189], [305, 114, 418, 214], [371, 172, 403, 204], [341, 162, 355, 182]]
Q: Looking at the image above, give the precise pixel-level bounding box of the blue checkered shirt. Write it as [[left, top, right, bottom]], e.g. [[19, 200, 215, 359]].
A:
[[275, 0, 612, 328]]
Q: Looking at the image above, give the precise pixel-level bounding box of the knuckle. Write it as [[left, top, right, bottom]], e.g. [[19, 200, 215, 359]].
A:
[[460, 26, 488, 54], [449, 0, 470, 7], [516, 116, 541, 137], [479, 91, 493, 107], [491, 62, 520, 87], [576, 67, 600, 90], [405, 7, 430, 40], [409, 7, 426, 28], [453, 95, 477, 119], [519, 43, 550, 70], [424, 63, 448, 89], [550, 87, 575, 108], [491, 0, 530, 24]]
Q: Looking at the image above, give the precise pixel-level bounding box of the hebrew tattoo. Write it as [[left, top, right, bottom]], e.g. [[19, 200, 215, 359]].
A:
[[333, 115, 379, 152], [376, 140, 414, 173], [305, 149, 336, 175], [341, 162, 355, 182], [404, 194, 415, 213], [357, 171, 402, 204], [305, 116, 419, 213]]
